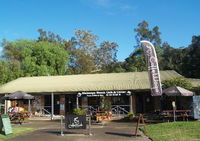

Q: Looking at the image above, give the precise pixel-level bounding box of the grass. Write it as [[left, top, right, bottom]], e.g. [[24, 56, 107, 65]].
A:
[[0, 126, 37, 140], [141, 121, 200, 141]]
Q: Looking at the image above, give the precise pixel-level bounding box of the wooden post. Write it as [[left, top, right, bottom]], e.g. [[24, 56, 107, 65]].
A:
[[135, 114, 145, 136], [129, 96, 133, 113]]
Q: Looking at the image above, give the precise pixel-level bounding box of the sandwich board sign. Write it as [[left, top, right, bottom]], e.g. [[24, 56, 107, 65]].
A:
[[65, 115, 86, 129], [0, 115, 13, 135]]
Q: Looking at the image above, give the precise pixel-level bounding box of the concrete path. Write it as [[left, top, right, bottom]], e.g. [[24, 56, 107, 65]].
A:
[[6, 120, 150, 141]]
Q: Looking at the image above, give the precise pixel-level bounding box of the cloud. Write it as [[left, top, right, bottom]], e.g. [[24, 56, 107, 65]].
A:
[[94, 0, 111, 7], [80, 0, 136, 16]]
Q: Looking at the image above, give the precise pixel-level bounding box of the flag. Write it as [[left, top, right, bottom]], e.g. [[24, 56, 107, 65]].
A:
[[141, 40, 162, 96]]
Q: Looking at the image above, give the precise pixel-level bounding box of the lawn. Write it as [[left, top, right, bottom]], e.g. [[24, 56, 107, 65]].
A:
[[0, 126, 37, 140], [141, 121, 200, 141]]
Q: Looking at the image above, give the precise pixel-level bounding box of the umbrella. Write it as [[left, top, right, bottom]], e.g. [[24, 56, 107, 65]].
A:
[[2, 91, 34, 112], [163, 86, 194, 96], [2, 91, 34, 100]]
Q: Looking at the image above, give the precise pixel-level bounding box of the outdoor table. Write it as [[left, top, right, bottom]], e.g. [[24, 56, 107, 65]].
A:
[[8, 112, 31, 124], [94, 111, 112, 121], [162, 110, 192, 121]]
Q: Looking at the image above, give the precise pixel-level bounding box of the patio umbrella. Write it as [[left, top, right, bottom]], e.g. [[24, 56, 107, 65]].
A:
[[2, 91, 34, 100], [163, 86, 194, 96], [2, 91, 34, 112]]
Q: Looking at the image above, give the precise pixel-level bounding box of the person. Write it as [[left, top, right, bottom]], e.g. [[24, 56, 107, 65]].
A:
[[8, 107, 14, 113], [13, 104, 19, 113]]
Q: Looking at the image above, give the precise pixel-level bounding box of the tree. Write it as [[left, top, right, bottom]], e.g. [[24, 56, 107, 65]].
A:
[[134, 21, 162, 49], [162, 77, 192, 90], [182, 36, 200, 78], [2, 40, 69, 76], [124, 21, 162, 72], [95, 41, 118, 71], [0, 60, 22, 85], [67, 30, 119, 74]]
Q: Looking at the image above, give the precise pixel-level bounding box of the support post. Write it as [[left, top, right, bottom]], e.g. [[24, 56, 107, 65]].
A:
[[76, 95, 79, 108], [4, 100, 7, 114], [129, 96, 133, 113], [60, 115, 64, 136], [28, 99, 31, 112], [51, 92, 54, 120]]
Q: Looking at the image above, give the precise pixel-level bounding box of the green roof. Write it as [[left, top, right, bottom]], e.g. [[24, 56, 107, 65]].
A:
[[0, 70, 198, 94]]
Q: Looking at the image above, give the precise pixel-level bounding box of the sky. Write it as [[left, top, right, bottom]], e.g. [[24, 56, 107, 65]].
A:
[[0, 0, 200, 61]]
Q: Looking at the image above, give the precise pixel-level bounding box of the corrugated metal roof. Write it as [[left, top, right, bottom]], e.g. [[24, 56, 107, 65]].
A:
[[187, 78, 200, 87], [0, 70, 191, 94]]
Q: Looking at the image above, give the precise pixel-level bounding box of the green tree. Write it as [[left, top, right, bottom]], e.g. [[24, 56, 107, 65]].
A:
[[2, 40, 69, 77], [0, 60, 22, 85], [95, 41, 118, 71], [162, 77, 192, 90], [68, 30, 118, 74], [124, 21, 163, 72], [182, 36, 200, 78]]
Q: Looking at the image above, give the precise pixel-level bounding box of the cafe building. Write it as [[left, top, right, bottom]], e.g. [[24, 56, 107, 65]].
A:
[[0, 70, 199, 118]]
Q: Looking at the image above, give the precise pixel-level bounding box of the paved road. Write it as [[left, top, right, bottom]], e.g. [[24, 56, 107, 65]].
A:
[[6, 120, 150, 141]]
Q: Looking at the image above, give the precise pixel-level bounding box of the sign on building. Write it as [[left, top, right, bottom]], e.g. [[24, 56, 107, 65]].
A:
[[65, 115, 86, 129], [193, 96, 200, 119], [141, 40, 162, 96], [78, 90, 131, 97]]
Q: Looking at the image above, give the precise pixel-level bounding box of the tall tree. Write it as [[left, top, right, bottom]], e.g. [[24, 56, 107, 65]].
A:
[[125, 21, 162, 72], [182, 36, 200, 78], [2, 40, 69, 76], [95, 41, 118, 71]]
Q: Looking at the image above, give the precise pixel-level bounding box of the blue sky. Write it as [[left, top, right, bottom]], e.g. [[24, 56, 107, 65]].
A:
[[0, 0, 200, 61]]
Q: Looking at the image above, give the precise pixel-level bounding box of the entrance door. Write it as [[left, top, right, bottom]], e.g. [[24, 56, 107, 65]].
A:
[[44, 95, 60, 115], [65, 95, 76, 114], [136, 95, 144, 113], [54, 95, 60, 115]]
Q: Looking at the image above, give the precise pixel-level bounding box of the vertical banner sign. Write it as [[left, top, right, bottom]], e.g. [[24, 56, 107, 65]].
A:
[[193, 96, 200, 119], [141, 40, 162, 96]]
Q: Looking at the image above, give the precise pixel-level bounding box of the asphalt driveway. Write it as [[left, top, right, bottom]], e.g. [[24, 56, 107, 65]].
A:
[[6, 119, 150, 141]]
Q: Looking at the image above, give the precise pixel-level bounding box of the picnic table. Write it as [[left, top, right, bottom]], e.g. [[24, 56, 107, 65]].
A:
[[8, 112, 31, 124], [94, 111, 112, 121], [162, 110, 192, 121]]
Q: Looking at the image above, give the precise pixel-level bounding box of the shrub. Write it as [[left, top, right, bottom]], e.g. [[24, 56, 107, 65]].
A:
[[127, 112, 135, 120], [73, 108, 85, 115]]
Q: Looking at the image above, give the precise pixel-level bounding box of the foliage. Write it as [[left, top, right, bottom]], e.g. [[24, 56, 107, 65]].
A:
[[73, 108, 85, 115], [124, 20, 162, 72], [2, 40, 69, 77], [99, 97, 112, 111], [192, 86, 200, 95], [141, 122, 200, 141], [67, 29, 118, 74], [162, 77, 192, 90], [0, 60, 23, 85], [127, 112, 135, 120]]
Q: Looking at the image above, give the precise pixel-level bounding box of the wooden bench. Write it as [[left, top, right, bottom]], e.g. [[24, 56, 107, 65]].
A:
[[162, 110, 192, 121], [8, 112, 31, 124]]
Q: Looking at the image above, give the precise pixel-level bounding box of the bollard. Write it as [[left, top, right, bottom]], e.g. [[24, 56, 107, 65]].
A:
[[60, 115, 64, 136], [87, 115, 92, 136]]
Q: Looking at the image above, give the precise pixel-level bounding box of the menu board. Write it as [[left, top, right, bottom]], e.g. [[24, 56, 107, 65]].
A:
[[0, 115, 13, 135]]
